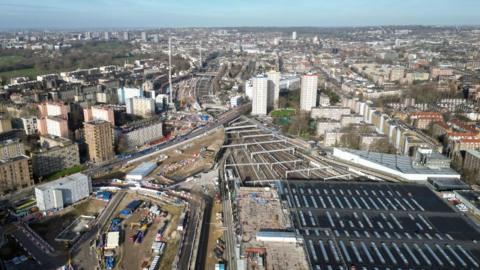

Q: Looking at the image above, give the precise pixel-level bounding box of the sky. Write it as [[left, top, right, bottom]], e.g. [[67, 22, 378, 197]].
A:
[[0, 0, 479, 29]]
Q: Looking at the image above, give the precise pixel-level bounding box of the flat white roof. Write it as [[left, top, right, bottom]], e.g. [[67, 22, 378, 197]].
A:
[[35, 173, 89, 191], [106, 231, 119, 249], [127, 162, 157, 177]]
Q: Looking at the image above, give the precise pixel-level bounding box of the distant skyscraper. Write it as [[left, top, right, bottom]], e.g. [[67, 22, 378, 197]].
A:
[[252, 75, 268, 116], [84, 120, 114, 163], [85, 32, 91, 40], [126, 97, 156, 117], [123, 31, 129, 41], [267, 70, 281, 110], [45, 117, 69, 138], [141, 31, 147, 42], [0, 156, 33, 195], [104, 32, 110, 41], [117, 87, 143, 104], [292, 31, 297, 40], [0, 117, 12, 133], [273, 37, 280, 46], [83, 106, 115, 124], [300, 73, 318, 111]]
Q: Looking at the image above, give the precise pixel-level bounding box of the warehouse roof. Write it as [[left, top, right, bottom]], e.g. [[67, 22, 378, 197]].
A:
[[284, 181, 480, 269], [35, 173, 89, 191], [126, 162, 157, 177], [466, 149, 480, 160], [428, 177, 470, 191], [336, 148, 459, 176]]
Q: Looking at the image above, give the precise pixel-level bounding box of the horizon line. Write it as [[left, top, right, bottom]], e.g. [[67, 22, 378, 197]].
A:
[[1, 24, 480, 31]]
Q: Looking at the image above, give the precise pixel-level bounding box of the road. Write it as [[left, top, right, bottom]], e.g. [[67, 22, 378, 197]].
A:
[[8, 223, 64, 269], [84, 103, 251, 177], [6, 103, 250, 270], [71, 190, 126, 270]]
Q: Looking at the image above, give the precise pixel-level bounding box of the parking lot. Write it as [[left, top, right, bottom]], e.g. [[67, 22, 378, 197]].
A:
[[282, 181, 480, 269]]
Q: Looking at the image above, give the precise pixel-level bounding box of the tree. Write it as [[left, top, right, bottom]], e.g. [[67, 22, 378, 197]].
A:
[[339, 133, 361, 149], [277, 90, 300, 110], [319, 87, 341, 105], [338, 124, 374, 150], [369, 138, 397, 154], [115, 134, 129, 153], [288, 111, 312, 137], [463, 169, 480, 185]]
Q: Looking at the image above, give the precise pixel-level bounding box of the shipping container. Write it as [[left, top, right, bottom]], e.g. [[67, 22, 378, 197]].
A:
[[110, 218, 122, 232], [215, 263, 226, 270], [96, 191, 112, 201], [105, 256, 115, 270], [120, 200, 143, 216]]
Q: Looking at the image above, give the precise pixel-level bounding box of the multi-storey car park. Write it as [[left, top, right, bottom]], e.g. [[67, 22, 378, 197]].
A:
[[281, 181, 480, 270]]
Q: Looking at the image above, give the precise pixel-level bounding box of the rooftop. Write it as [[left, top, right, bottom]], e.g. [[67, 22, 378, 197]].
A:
[[459, 138, 480, 143], [282, 181, 480, 269], [0, 139, 20, 146], [237, 187, 290, 243], [427, 177, 470, 191], [35, 173, 89, 191], [336, 148, 459, 176], [0, 155, 29, 165], [127, 162, 157, 176], [455, 190, 480, 208], [466, 149, 480, 160]]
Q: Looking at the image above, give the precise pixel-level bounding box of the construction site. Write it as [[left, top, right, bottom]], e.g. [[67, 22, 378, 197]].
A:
[[232, 186, 309, 270], [158, 127, 224, 180], [29, 197, 106, 251], [96, 126, 224, 188], [237, 187, 291, 243], [219, 117, 480, 270], [95, 191, 188, 270]]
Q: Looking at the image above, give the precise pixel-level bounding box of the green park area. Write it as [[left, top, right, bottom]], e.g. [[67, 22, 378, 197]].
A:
[[43, 165, 86, 182], [270, 108, 296, 117]]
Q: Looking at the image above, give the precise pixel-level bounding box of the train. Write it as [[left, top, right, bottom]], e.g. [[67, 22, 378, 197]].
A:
[[155, 220, 169, 242]]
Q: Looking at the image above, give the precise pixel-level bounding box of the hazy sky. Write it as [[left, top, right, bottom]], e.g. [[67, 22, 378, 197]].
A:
[[0, 0, 479, 29]]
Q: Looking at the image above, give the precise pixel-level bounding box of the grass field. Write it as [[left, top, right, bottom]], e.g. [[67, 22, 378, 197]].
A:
[[0, 41, 131, 83], [0, 67, 39, 80], [270, 108, 296, 117], [0, 55, 26, 66], [79, 41, 129, 52]]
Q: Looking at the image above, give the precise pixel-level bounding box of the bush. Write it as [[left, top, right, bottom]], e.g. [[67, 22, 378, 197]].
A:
[[44, 165, 85, 181]]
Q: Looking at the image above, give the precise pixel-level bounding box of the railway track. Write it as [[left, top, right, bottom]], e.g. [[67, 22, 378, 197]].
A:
[[225, 126, 353, 181]]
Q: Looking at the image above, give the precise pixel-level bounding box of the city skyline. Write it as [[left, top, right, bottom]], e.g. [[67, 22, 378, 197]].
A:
[[2, 1, 480, 269], [1, 0, 480, 29]]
